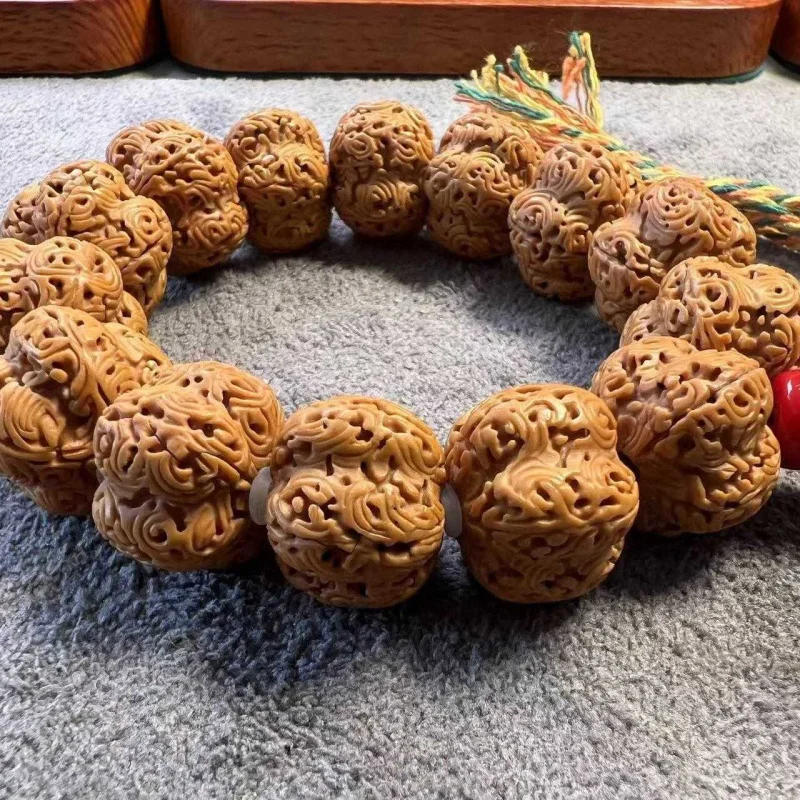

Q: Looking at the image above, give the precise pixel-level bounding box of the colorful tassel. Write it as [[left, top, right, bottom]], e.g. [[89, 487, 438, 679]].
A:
[[455, 32, 800, 252]]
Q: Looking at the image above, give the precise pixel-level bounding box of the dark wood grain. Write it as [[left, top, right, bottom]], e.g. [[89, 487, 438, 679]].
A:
[[772, 0, 800, 67], [161, 0, 780, 77], [0, 0, 161, 74]]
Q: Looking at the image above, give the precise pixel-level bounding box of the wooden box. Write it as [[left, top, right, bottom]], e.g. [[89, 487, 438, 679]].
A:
[[0, 0, 161, 74], [161, 0, 781, 77]]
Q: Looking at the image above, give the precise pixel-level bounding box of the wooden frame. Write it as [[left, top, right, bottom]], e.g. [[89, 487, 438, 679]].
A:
[[161, 0, 781, 77]]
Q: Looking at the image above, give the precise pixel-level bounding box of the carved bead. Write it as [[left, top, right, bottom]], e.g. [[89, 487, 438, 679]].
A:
[[1, 160, 171, 313], [116, 290, 149, 336], [0, 236, 148, 350], [263, 396, 446, 607], [445, 385, 638, 603], [92, 361, 284, 570], [423, 111, 543, 260], [0, 306, 170, 515], [509, 143, 640, 300], [226, 108, 325, 165], [107, 120, 248, 274], [589, 177, 757, 331], [1, 184, 38, 241], [225, 109, 331, 253], [592, 336, 780, 534], [330, 101, 434, 237], [621, 257, 800, 378]]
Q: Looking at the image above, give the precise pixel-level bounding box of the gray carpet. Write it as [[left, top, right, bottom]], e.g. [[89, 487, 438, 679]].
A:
[[1, 60, 800, 800]]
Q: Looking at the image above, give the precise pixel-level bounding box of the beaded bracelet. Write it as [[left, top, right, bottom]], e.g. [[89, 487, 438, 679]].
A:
[[0, 95, 797, 611]]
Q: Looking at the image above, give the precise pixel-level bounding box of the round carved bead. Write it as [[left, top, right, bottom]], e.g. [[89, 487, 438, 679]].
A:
[[329, 101, 434, 238], [1, 160, 171, 314], [445, 384, 638, 603], [509, 143, 640, 300], [225, 110, 331, 253], [0, 236, 148, 350], [92, 361, 284, 571], [107, 120, 248, 274], [621, 257, 800, 378], [264, 396, 446, 607], [588, 177, 757, 331], [591, 336, 780, 534], [423, 111, 543, 260], [0, 305, 170, 515]]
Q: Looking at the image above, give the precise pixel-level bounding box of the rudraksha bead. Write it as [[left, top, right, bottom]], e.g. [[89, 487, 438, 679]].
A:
[[0, 236, 148, 349], [423, 111, 543, 260], [225, 109, 331, 253], [92, 361, 284, 570], [107, 120, 248, 274], [329, 101, 434, 238], [445, 384, 639, 603], [509, 142, 639, 300], [263, 396, 446, 607], [588, 177, 757, 331], [592, 336, 780, 534], [0, 306, 169, 515], [621, 257, 800, 377], [1, 160, 171, 313]]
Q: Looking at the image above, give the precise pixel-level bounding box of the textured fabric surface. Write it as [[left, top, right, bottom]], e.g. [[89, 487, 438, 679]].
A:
[[1, 62, 800, 800]]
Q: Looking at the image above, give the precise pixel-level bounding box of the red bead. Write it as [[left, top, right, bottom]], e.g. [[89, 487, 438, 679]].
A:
[[770, 369, 800, 470]]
